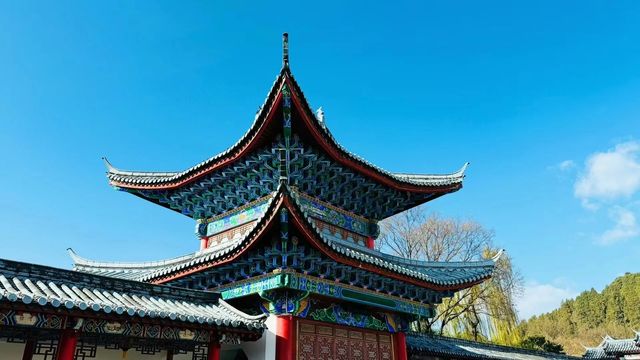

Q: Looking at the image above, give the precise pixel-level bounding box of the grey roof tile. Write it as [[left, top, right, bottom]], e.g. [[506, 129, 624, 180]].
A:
[[582, 335, 640, 359], [0, 259, 265, 331], [407, 333, 580, 360]]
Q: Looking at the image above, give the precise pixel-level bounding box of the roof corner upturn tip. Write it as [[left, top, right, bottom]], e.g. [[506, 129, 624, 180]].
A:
[[459, 162, 470, 177], [218, 299, 268, 322], [491, 248, 505, 262], [67, 248, 86, 266], [102, 157, 116, 172]]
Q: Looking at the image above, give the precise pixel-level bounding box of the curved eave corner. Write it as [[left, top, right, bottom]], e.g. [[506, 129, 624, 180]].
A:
[[101, 70, 288, 191], [284, 72, 469, 194], [70, 187, 285, 283]]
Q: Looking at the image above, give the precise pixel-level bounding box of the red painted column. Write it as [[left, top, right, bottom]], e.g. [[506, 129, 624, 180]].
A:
[[22, 339, 35, 360], [207, 339, 220, 360], [56, 329, 78, 360], [200, 237, 208, 250], [365, 236, 375, 249], [395, 332, 408, 360], [276, 315, 295, 360]]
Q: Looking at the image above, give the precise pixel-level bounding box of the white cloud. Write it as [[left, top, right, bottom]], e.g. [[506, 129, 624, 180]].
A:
[[548, 160, 576, 179], [599, 206, 640, 244], [570, 141, 640, 245], [517, 282, 576, 320], [575, 141, 640, 202], [556, 160, 576, 172]]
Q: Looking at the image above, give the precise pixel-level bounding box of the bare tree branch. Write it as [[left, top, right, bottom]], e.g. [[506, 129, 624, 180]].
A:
[[378, 206, 523, 343]]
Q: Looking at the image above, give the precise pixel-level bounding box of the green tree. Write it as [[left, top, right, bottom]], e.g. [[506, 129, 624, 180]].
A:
[[571, 289, 604, 331], [518, 273, 640, 356], [604, 280, 625, 326]]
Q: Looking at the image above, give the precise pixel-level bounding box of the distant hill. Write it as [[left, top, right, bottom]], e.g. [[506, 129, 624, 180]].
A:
[[518, 273, 640, 356]]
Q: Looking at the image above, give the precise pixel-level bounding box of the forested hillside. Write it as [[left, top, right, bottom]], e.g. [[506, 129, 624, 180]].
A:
[[519, 273, 640, 356]]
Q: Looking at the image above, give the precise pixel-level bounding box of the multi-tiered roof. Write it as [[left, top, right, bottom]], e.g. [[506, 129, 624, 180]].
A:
[[71, 34, 498, 321]]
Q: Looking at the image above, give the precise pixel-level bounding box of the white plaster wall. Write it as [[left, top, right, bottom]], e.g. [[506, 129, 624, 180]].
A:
[[0, 340, 26, 359], [221, 314, 276, 360], [172, 351, 193, 360]]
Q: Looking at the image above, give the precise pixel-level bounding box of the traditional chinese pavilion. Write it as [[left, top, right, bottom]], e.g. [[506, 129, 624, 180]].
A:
[[66, 34, 500, 360], [0, 34, 535, 360]]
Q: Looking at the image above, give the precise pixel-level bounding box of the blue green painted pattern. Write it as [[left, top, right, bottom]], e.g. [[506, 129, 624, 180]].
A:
[[220, 274, 286, 299], [134, 136, 433, 220], [198, 199, 270, 237], [282, 84, 292, 143], [218, 272, 433, 318], [295, 193, 378, 237], [308, 304, 388, 331], [258, 289, 311, 316]]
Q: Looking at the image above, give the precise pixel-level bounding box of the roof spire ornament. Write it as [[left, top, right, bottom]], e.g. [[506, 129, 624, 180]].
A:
[[282, 32, 289, 68]]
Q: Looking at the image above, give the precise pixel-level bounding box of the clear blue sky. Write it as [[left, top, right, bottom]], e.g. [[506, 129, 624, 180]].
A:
[[1, 1, 639, 319]]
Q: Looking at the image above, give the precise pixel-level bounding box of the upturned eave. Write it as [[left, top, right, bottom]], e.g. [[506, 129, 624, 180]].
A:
[[72, 185, 497, 292], [104, 68, 467, 196]]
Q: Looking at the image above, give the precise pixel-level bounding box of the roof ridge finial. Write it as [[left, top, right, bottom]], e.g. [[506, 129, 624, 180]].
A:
[[282, 32, 289, 68], [316, 106, 325, 123]]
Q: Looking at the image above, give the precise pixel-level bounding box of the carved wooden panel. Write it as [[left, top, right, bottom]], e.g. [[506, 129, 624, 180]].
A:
[[335, 336, 349, 360], [350, 337, 365, 360], [318, 335, 335, 360], [366, 338, 379, 360], [297, 319, 395, 360], [299, 332, 316, 360]]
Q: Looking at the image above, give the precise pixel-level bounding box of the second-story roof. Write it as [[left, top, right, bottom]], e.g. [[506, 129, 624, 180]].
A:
[[70, 185, 498, 291]]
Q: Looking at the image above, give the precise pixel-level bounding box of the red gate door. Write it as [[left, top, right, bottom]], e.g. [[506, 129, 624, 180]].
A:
[[297, 319, 395, 360]]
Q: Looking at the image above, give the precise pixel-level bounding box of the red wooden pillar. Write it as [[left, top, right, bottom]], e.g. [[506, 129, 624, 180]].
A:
[[395, 332, 408, 360], [56, 329, 78, 360], [200, 236, 208, 250], [276, 315, 295, 360], [207, 339, 220, 360], [22, 339, 36, 360], [365, 236, 375, 249]]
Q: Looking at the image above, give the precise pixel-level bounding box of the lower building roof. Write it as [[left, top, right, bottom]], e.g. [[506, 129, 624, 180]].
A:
[[583, 334, 640, 359], [0, 258, 266, 331], [407, 333, 580, 360]]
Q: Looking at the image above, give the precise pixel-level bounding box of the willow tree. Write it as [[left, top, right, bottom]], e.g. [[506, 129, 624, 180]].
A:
[[378, 208, 522, 345]]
